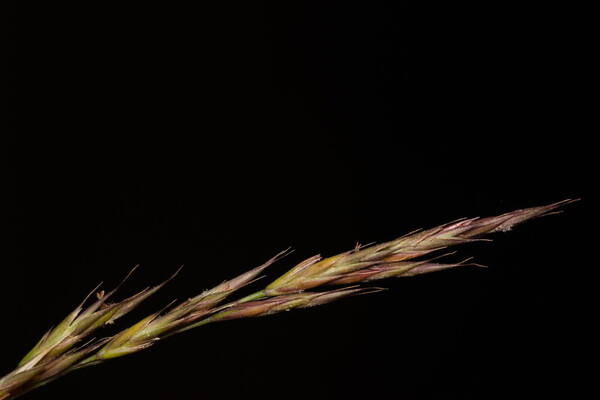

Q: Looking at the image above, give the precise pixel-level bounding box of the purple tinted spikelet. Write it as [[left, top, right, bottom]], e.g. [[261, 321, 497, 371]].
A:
[[79, 251, 292, 363], [263, 199, 577, 295], [189, 286, 384, 326], [0, 267, 181, 399]]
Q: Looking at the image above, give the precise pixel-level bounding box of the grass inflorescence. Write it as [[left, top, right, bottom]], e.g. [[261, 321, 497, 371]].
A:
[[0, 199, 578, 399]]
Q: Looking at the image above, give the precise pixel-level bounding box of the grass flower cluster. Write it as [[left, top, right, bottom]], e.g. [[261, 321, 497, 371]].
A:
[[0, 200, 577, 399]]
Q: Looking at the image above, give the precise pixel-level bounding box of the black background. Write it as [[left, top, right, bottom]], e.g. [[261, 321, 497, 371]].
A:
[[7, 2, 592, 399]]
